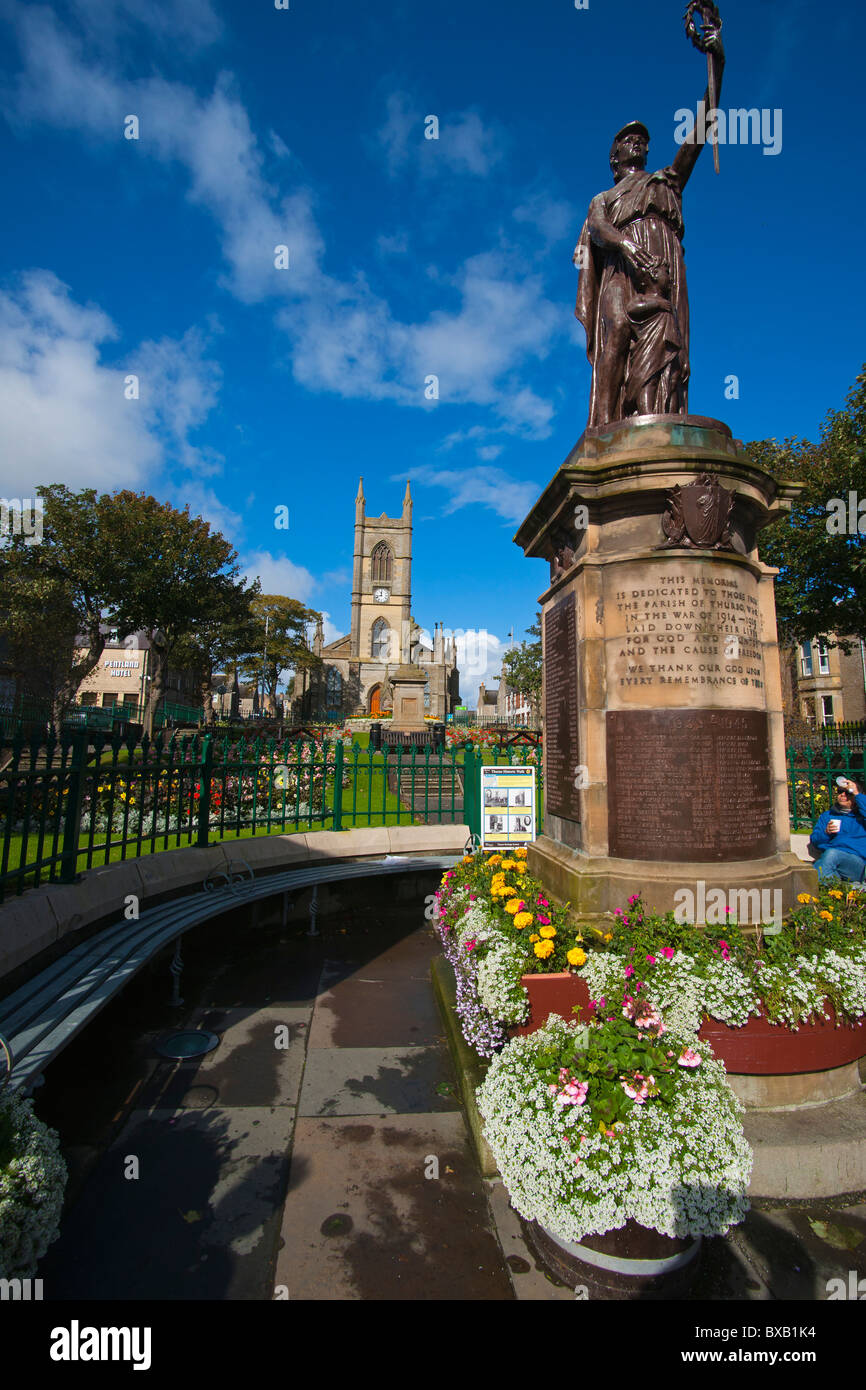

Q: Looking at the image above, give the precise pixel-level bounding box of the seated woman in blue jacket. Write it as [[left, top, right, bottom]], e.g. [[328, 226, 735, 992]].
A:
[[808, 777, 866, 882]]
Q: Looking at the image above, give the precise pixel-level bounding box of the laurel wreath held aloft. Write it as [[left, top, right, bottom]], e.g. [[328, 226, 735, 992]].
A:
[[684, 0, 722, 52]]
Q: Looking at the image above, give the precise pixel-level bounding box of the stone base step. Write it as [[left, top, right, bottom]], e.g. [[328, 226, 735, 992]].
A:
[[745, 1089, 866, 1198]]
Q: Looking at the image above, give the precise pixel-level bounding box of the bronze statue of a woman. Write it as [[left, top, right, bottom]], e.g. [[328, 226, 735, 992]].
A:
[[574, 5, 725, 428]]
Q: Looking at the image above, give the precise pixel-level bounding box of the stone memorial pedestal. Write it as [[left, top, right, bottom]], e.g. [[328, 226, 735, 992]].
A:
[[514, 415, 816, 921], [388, 664, 428, 732]]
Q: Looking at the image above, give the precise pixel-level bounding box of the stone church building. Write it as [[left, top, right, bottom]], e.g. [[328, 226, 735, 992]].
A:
[[293, 480, 460, 719]]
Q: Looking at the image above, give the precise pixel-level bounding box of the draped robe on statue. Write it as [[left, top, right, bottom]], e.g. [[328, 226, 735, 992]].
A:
[[575, 165, 690, 427]]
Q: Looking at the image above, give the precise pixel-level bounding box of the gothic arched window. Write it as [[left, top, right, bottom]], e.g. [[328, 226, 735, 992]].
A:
[[371, 619, 391, 661], [371, 542, 393, 584], [326, 667, 342, 705]]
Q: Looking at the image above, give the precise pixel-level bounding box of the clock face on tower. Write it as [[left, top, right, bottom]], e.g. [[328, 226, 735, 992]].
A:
[[373, 587, 390, 602]]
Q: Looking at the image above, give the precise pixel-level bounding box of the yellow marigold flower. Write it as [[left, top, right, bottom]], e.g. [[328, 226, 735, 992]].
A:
[[513, 912, 533, 930], [796, 893, 812, 904], [539, 924, 556, 939], [515, 848, 528, 859], [603, 932, 613, 942], [567, 947, 587, 967], [515, 862, 527, 874], [534, 939, 555, 960], [809, 896, 819, 903], [848, 891, 859, 903], [505, 899, 521, 915], [487, 854, 503, 866], [828, 889, 844, 899], [529, 933, 540, 943], [819, 910, 833, 921]]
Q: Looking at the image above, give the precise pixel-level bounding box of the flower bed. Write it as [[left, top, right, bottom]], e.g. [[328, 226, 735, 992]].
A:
[[577, 889, 866, 1041], [0, 1091, 67, 1277], [433, 850, 588, 1057], [476, 1012, 751, 1245]]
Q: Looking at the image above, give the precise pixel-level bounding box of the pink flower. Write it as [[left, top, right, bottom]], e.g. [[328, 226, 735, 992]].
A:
[[660, 947, 675, 960], [646, 954, 656, 965], [629, 946, 636, 954], [625, 965, 635, 978], [537, 914, 551, 926], [678, 1048, 702, 1068], [537, 897, 549, 907], [465, 939, 476, 952]]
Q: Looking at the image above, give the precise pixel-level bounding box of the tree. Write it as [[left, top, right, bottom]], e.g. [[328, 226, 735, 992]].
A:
[[0, 485, 127, 730], [241, 595, 321, 714], [500, 616, 542, 721], [90, 492, 259, 736], [746, 364, 866, 650]]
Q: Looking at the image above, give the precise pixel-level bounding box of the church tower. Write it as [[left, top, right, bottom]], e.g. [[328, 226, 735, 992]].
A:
[[349, 478, 412, 663]]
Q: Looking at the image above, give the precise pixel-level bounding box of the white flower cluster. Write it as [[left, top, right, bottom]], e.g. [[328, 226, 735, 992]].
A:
[[820, 948, 866, 1018], [582, 943, 866, 1032], [453, 903, 529, 1027], [476, 1014, 751, 1244], [0, 1092, 68, 1277]]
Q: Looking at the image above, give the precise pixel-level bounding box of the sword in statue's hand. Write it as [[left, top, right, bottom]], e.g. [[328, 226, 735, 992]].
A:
[[685, 1, 723, 174]]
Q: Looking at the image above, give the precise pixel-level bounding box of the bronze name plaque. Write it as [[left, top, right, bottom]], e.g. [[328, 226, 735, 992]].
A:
[[544, 594, 580, 820], [606, 709, 774, 862]]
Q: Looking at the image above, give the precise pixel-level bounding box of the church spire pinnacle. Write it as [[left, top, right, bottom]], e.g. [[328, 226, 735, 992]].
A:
[[402, 478, 412, 520]]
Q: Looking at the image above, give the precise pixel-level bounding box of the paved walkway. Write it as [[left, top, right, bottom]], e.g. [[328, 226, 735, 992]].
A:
[[34, 896, 866, 1302]]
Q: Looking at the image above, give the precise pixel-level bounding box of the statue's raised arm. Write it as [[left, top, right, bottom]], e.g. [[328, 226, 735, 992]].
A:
[[672, 2, 726, 187]]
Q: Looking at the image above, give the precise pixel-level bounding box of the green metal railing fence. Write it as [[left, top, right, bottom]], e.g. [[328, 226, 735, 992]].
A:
[[0, 732, 544, 900], [787, 743, 866, 829]]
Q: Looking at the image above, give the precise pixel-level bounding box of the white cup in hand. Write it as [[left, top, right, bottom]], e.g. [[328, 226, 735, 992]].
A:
[[828, 818, 841, 833]]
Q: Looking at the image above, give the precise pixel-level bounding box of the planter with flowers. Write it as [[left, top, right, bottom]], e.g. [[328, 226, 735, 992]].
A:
[[476, 1008, 751, 1296], [433, 850, 589, 1057], [0, 1089, 67, 1278], [575, 889, 866, 1086]]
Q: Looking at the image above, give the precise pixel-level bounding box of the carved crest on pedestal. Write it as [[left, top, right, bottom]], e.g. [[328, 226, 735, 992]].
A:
[[549, 526, 577, 582], [659, 473, 735, 550]]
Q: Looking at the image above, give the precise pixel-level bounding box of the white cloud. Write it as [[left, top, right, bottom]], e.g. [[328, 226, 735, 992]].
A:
[[130, 326, 223, 474], [3, 9, 559, 439], [407, 465, 537, 524], [449, 628, 508, 708], [375, 93, 504, 178], [0, 270, 226, 501], [513, 193, 577, 247], [243, 550, 318, 602], [171, 482, 241, 539]]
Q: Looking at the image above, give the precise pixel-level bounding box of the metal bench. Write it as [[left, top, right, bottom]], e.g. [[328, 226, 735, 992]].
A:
[[0, 854, 457, 1096]]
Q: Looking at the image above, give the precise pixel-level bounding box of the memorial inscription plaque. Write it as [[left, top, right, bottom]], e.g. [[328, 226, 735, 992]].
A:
[[544, 594, 580, 820], [606, 709, 773, 861]]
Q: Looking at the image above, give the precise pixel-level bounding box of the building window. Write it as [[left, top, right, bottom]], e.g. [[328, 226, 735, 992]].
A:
[[80, 692, 98, 707], [102, 692, 117, 707], [817, 641, 830, 676], [371, 542, 393, 584], [800, 642, 813, 677], [326, 667, 342, 706], [371, 619, 391, 661], [822, 695, 834, 724], [123, 693, 139, 708]]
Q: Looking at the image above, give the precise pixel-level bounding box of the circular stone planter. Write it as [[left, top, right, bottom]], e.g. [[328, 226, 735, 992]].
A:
[[526, 1219, 701, 1300], [698, 1006, 866, 1075], [511, 971, 591, 1036]]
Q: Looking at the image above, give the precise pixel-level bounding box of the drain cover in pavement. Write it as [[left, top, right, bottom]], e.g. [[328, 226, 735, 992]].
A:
[[155, 1030, 220, 1060]]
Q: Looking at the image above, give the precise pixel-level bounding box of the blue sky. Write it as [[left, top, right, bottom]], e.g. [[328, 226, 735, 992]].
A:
[[0, 0, 862, 702]]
